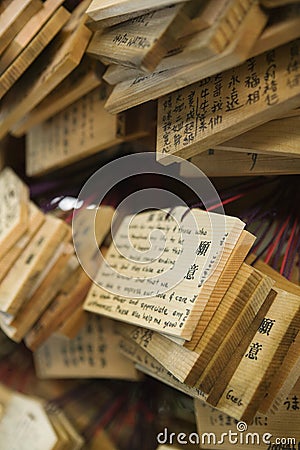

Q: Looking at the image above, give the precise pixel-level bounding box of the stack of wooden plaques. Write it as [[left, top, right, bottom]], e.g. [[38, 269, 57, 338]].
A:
[[83, 0, 300, 115], [156, 38, 300, 173], [80, 206, 300, 424], [195, 374, 300, 449], [0, 167, 137, 380], [0, 383, 85, 450], [0, 1, 97, 140]]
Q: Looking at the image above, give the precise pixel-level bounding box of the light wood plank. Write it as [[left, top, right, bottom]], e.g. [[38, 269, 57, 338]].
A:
[[0, 0, 42, 55], [0, 0, 64, 75], [157, 40, 300, 164], [0, 215, 70, 315], [11, 58, 103, 136], [0, 167, 29, 258], [0, 0, 92, 138], [187, 149, 300, 177]]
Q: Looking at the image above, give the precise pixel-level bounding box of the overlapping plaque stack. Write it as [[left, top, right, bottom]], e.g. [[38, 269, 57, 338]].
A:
[[0, 167, 138, 381], [67, 204, 299, 430], [0, 382, 85, 450], [83, 0, 300, 176]]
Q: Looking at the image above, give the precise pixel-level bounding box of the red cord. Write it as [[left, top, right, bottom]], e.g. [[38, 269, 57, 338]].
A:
[[280, 218, 298, 275]]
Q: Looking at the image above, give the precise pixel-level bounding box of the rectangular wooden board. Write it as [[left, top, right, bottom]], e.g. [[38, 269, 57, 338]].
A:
[[104, 1, 267, 113], [33, 315, 138, 379], [0, 0, 42, 55], [186, 149, 300, 177], [0, 0, 92, 138], [84, 207, 245, 339], [215, 116, 300, 157], [11, 58, 103, 136], [87, 2, 200, 72], [0, 6, 70, 102], [0, 0, 64, 75], [157, 39, 300, 164], [0, 215, 70, 315], [86, 0, 195, 22]]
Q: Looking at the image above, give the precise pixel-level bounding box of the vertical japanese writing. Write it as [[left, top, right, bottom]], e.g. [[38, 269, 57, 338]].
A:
[[286, 40, 300, 89], [263, 50, 279, 106]]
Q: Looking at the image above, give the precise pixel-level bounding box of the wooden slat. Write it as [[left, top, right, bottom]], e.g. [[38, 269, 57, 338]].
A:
[[0, 167, 29, 258], [215, 116, 300, 157], [84, 207, 245, 340], [104, 2, 266, 113], [185, 230, 256, 351], [0, 0, 92, 138], [0, 202, 44, 283], [0, 216, 70, 315], [157, 40, 300, 164], [209, 288, 300, 422], [25, 269, 92, 351], [87, 2, 200, 72], [25, 88, 151, 176], [187, 149, 300, 177], [195, 377, 300, 450], [0, 0, 64, 75], [58, 307, 88, 339], [119, 335, 208, 401], [11, 58, 103, 136], [0, 6, 69, 100], [0, 0, 42, 55], [251, 3, 300, 56], [33, 315, 138, 379], [86, 0, 194, 22], [0, 248, 78, 342]]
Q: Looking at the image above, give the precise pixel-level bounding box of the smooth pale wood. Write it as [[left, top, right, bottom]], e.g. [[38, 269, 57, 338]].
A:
[[0, 215, 70, 315], [88, 2, 200, 72], [11, 59, 102, 136], [0, 388, 59, 450], [103, 3, 300, 87], [0, 0, 92, 139], [0, 0, 42, 55], [58, 308, 88, 339], [88, 430, 118, 450], [0, 0, 13, 15], [86, 7, 154, 30], [213, 288, 300, 422], [126, 265, 273, 386], [195, 378, 300, 450], [46, 413, 70, 450], [185, 230, 256, 351], [25, 269, 92, 351], [196, 273, 275, 393], [25, 87, 148, 176], [215, 117, 300, 157], [0, 0, 64, 75], [119, 335, 208, 401], [47, 409, 84, 450], [0, 167, 29, 258], [277, 106, 300, 119], [118, 322, 201, 383], [251, 3, 300, 56], [259, 331, 300, 414], [72, 207, 114, 281], [157, 40, 300, 164], [0, 7, 69, 101], [86, 0, 194, 22], [105, 2, 267, 113], [1, 249, 78, 342], [250, 259, 300, 296], [0, 202, 44, 283], [33, 315, 138, 379], [84, 207, 245, 339], [187, 150, 300, 177], [146, 0, 262, 73]]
